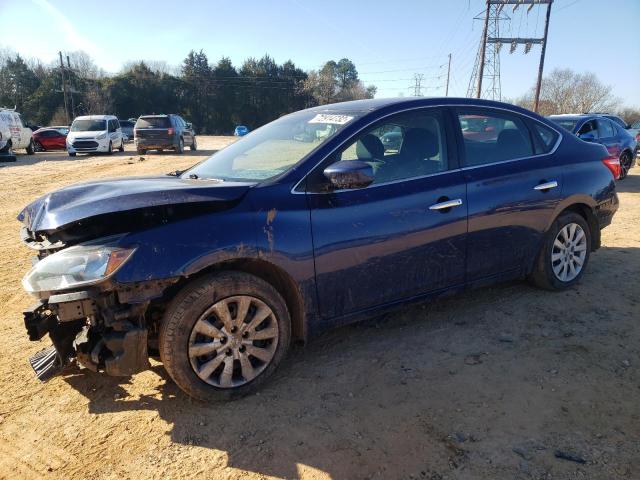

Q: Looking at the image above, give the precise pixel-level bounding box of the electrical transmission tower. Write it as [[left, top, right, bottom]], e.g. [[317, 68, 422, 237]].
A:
[[411, 73, 425, 96], [467, 0, 553, 111]]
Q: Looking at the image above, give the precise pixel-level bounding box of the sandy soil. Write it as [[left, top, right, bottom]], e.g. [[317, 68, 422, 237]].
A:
[[0, 138, 638, 480]]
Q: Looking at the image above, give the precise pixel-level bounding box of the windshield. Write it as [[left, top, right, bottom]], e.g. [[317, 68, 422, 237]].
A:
[[136, 116, 170, 128], [548, 118, 578, 132], [184, 110, 357, 181], [71, 119, 107, 132]]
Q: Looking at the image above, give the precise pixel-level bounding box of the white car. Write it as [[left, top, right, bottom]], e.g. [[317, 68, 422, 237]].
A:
[[67, 115, 125, 157], [0, 108, 35, 155]]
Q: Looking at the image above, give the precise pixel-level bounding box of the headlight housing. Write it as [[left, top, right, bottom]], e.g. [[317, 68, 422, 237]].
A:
[[23, 244, 135, 293], [96, 132, 107, 140]]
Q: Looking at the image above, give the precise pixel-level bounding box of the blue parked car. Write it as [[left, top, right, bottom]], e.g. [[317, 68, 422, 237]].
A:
[[234, 125, 249, 136], [548, 114, 636, 179], [18, 98, 619, 401]]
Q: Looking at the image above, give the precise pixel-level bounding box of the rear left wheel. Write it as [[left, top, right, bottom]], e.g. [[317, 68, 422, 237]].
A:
[[190, 136, 197, 151], [530, 212, 591, 290], [159, 272, 291, 401], [176, 137, 184, 154], [119, 139, 125, 152]]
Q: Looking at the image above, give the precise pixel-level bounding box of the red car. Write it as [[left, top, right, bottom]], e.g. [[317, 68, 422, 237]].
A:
[[33, 128, 67, 151]]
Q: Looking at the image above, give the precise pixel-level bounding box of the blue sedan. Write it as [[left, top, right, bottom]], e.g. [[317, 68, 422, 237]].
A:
[[234, 125, 249, 136], [548, 114, 636, 179], [18, 98, 619, 401]]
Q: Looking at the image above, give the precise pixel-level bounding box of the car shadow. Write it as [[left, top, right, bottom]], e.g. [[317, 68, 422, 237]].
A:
[[614, 169, 640, 193], [59, 245, 640, 479]]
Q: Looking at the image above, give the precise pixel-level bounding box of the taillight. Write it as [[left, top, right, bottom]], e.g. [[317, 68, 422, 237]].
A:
[[636, 132, 640, 142], [167, 128, 175, 135], [602, 155, 621, 180]]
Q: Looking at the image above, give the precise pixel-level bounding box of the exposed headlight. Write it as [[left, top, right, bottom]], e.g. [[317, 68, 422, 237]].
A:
[[22, 244, 135, 293], [96, 132, 107, 140]]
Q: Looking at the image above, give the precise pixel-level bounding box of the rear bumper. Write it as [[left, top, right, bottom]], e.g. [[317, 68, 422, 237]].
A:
[[596, 192, 619, 230], [134, 137, 177, 150]]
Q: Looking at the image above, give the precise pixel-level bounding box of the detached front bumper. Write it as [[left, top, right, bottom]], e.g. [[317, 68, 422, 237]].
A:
[[24, 289, 151, 381]]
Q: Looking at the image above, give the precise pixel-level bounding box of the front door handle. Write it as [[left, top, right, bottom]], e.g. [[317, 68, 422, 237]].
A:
[[429, 198, 463, 210], [534, 181, 558, 191]]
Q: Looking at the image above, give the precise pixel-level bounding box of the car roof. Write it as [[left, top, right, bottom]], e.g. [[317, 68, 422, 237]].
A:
[[303, 97, 551, 117], [73, 115, 115, 120]]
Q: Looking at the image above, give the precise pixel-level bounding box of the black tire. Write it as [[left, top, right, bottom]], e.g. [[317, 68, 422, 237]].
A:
[[107, 141, 113, 155], [529, 212, 591, 291], [119, 139, 125, 152], [69, 152, 76, 157], [159, 272, 291, 402], [137, 148, 146, 155], [190, 136, 197, 151], [26, 139, 35, 155], [34, 141, 44, 152], [176, 137, 184, 154], [619, 151, 632, 180], [0, 140, 12, 154]]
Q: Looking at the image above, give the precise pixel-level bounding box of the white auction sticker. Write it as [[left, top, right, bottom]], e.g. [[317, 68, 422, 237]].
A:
[[308, 114, 354, 125]]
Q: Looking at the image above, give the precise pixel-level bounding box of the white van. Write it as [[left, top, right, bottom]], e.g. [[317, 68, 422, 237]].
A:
[[0, 108, 35, 154], [67, 115, 124, 156]]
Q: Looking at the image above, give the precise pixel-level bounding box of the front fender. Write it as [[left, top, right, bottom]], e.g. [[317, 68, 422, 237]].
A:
[[113, 207, 258, 283]]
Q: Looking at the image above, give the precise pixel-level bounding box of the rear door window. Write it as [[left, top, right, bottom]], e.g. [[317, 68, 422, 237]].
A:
[[455, 109, 534, 166], [597, 119, 614, 139]]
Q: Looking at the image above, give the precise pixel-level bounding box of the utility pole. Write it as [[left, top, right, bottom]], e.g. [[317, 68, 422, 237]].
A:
[[59, 51, 70, 124], [66, 55, 76, 119], [445, 53, 452, 96], [411, 73, 424, 97], [534, 1, 553, 112]]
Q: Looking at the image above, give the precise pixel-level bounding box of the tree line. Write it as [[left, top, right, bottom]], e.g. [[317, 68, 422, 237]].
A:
[[0, 49, 376, 134]]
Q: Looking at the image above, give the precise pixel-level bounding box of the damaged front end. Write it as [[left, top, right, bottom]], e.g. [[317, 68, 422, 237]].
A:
[[21, 231, 171, 382]]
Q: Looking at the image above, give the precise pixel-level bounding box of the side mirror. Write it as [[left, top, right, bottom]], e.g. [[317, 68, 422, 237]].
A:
[[323, 160, 374, 190], [186, 122, 192, 129], [579, 132, 596, 142]]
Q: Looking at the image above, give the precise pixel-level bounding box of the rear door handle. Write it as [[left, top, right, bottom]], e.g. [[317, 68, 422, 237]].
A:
[[429, 198, 463, 210], [534, 181, 558, 191]]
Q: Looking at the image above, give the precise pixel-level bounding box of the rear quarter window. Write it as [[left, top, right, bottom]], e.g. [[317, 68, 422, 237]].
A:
[[531, 122, 559, 154]]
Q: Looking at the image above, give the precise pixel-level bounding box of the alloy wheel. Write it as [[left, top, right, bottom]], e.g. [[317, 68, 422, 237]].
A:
[[188, 295, 279, 388], [551, 222, 587, 282]]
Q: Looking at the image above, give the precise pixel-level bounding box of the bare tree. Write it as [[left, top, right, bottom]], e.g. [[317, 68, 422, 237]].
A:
[[81, 82, 112, 115], [516, 68, 619, 115], [616, 107, 640, 125], [65, 51, 103, 80]]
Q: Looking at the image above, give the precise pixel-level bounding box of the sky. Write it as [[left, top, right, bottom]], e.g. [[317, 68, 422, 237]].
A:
[[1, 0, 639, 107]]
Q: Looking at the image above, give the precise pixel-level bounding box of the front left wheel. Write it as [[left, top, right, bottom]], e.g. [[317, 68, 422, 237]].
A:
[[26, 139, 35, 155], [159, 272, 291, 401]]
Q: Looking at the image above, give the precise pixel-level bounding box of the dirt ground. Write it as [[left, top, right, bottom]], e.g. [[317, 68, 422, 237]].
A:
[[0, 137, 638, 480]]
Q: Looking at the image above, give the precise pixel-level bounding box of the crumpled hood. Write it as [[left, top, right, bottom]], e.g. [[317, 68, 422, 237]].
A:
[[18, 175, 254, 233]]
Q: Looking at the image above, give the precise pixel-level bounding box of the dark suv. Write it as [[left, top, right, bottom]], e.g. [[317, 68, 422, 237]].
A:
[[134, 114, 196, 154]]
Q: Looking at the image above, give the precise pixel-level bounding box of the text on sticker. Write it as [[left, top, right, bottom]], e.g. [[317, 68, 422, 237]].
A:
[[308, 114, 354, 125]]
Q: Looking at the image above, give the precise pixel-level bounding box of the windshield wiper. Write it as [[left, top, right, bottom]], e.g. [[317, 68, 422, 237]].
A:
[[167, 169, 184, 177]]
